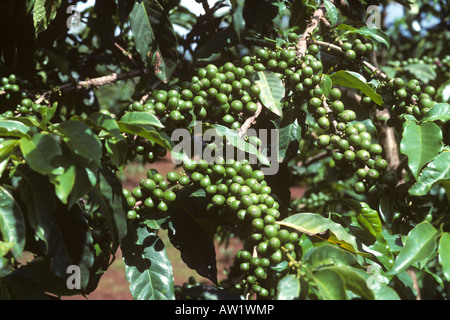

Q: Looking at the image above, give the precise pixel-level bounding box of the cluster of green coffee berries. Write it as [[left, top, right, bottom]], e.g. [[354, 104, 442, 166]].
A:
[[123, 168, 179, 221], [396, 54, 450, 79], [339, 38, 374, 62], [379, 76, 437, 121], [125, 135, 168, 163], [291, 191, 331, 211]]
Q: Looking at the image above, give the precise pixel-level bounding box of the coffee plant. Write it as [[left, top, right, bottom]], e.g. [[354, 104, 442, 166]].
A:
[[0, 0, 449, 300]]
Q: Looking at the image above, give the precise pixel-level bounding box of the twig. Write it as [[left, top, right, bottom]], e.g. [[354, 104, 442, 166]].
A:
[[295, 1, 332, 58], [35, 67, 151, 105], [238, 101, 263, 138]]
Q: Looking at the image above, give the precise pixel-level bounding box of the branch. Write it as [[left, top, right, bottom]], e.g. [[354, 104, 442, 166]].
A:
[[295, 1, 331, 58], [35, 67, 151, 105], [238, 101, 263, 138]]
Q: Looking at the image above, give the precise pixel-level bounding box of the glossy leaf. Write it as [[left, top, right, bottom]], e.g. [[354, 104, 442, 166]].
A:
[[329, 71, 383, 105], [120, 111, 164, 128], [254, 71, 285, 117], [438, 232, 450, 282], [279, 212, 366, 256], [388, 222, 439, 275], [320, 74, 332, 96], [122, 224, 174, 300], [55, 120, 103, 166], [0, 120, 31, 139], [409, 151, 450, 196], [304, 244, 357, 271], [117, 121, 172, 150], [422, 103, 450, 122], [311, 269, 346, 300], [33, 0, 61, 37], [20, 133, 62, 175], [231, 0, 245, 41], [400, 121, 443, 179], [0, 186, 25, 260], [323, 0, 337, 26], [276, 274, 300, 300], [356, 202, 382, 237], [130, 0, 178, 82], [325, 265, 375, 300], [337, 24, 390, 48]]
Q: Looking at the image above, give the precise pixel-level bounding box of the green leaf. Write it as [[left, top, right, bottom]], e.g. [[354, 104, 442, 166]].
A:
[[325, 265, 375, 300], [67, 154, 98, 209], [48, 147, 76, 205], [254, 71, 285, 117], [337, 24, 390, 48], [436, 79, 450, 103], [310, 269, 347, 300], [55, 120, 103, 165], [304, 244, 357, 271], [231, 0, 245, 41], [356, 202, 382, 237], [0, 120, 31, 139], [422, 103, 450, 122], [0, 186, 25, 260], [117, 121, 172, 150], [271, 116, 301, 163], [323, 0, 337, 26], [320, 74, 332, 97], [120, 111, 164, 128], [387, 221, 439, 275], [400, 121, 443, 180], [409, 151, 450, 196], [278, 212, 367, 256], [33, 0, 62, 37], [16, 165, 56, 251], [212, 124, 270, 166], [276, 274, 300, 300], [17, 166, 94, 282], [122, 224, 174, 300], [329, 71, 383, 106], [20, 133, 62, 175], [197, 29, 238, 59], [403, 63, 436, 84], [130, 0, 178, 83], [438, 232, 450, 282], [89, 166, 127, 253]]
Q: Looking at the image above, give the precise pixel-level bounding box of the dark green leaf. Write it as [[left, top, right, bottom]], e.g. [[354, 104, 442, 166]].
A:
[[323, 0, 337, 26], [311, 269, 346, 300], [0, 120, 31, 139], [304, 244, 357, 271], [130, 0, 178, 82], [400, 121, 443, 180], [388, 222, 439, 275], [122, 224, 174, 300], [325, 265, 375, 300], [20, 133, 62, 175], [33, 0, 61, 37], [0, 186, 25, 260], [55, 120, 103, 166], [409, 151, 450, 197], [356, 202, 382, 237], [254, 71, 285, 117], [320, 74, 332, 96], [89, 166, 127, 253], [117, 121, 172, 150], [329, 71, 383, 105]]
